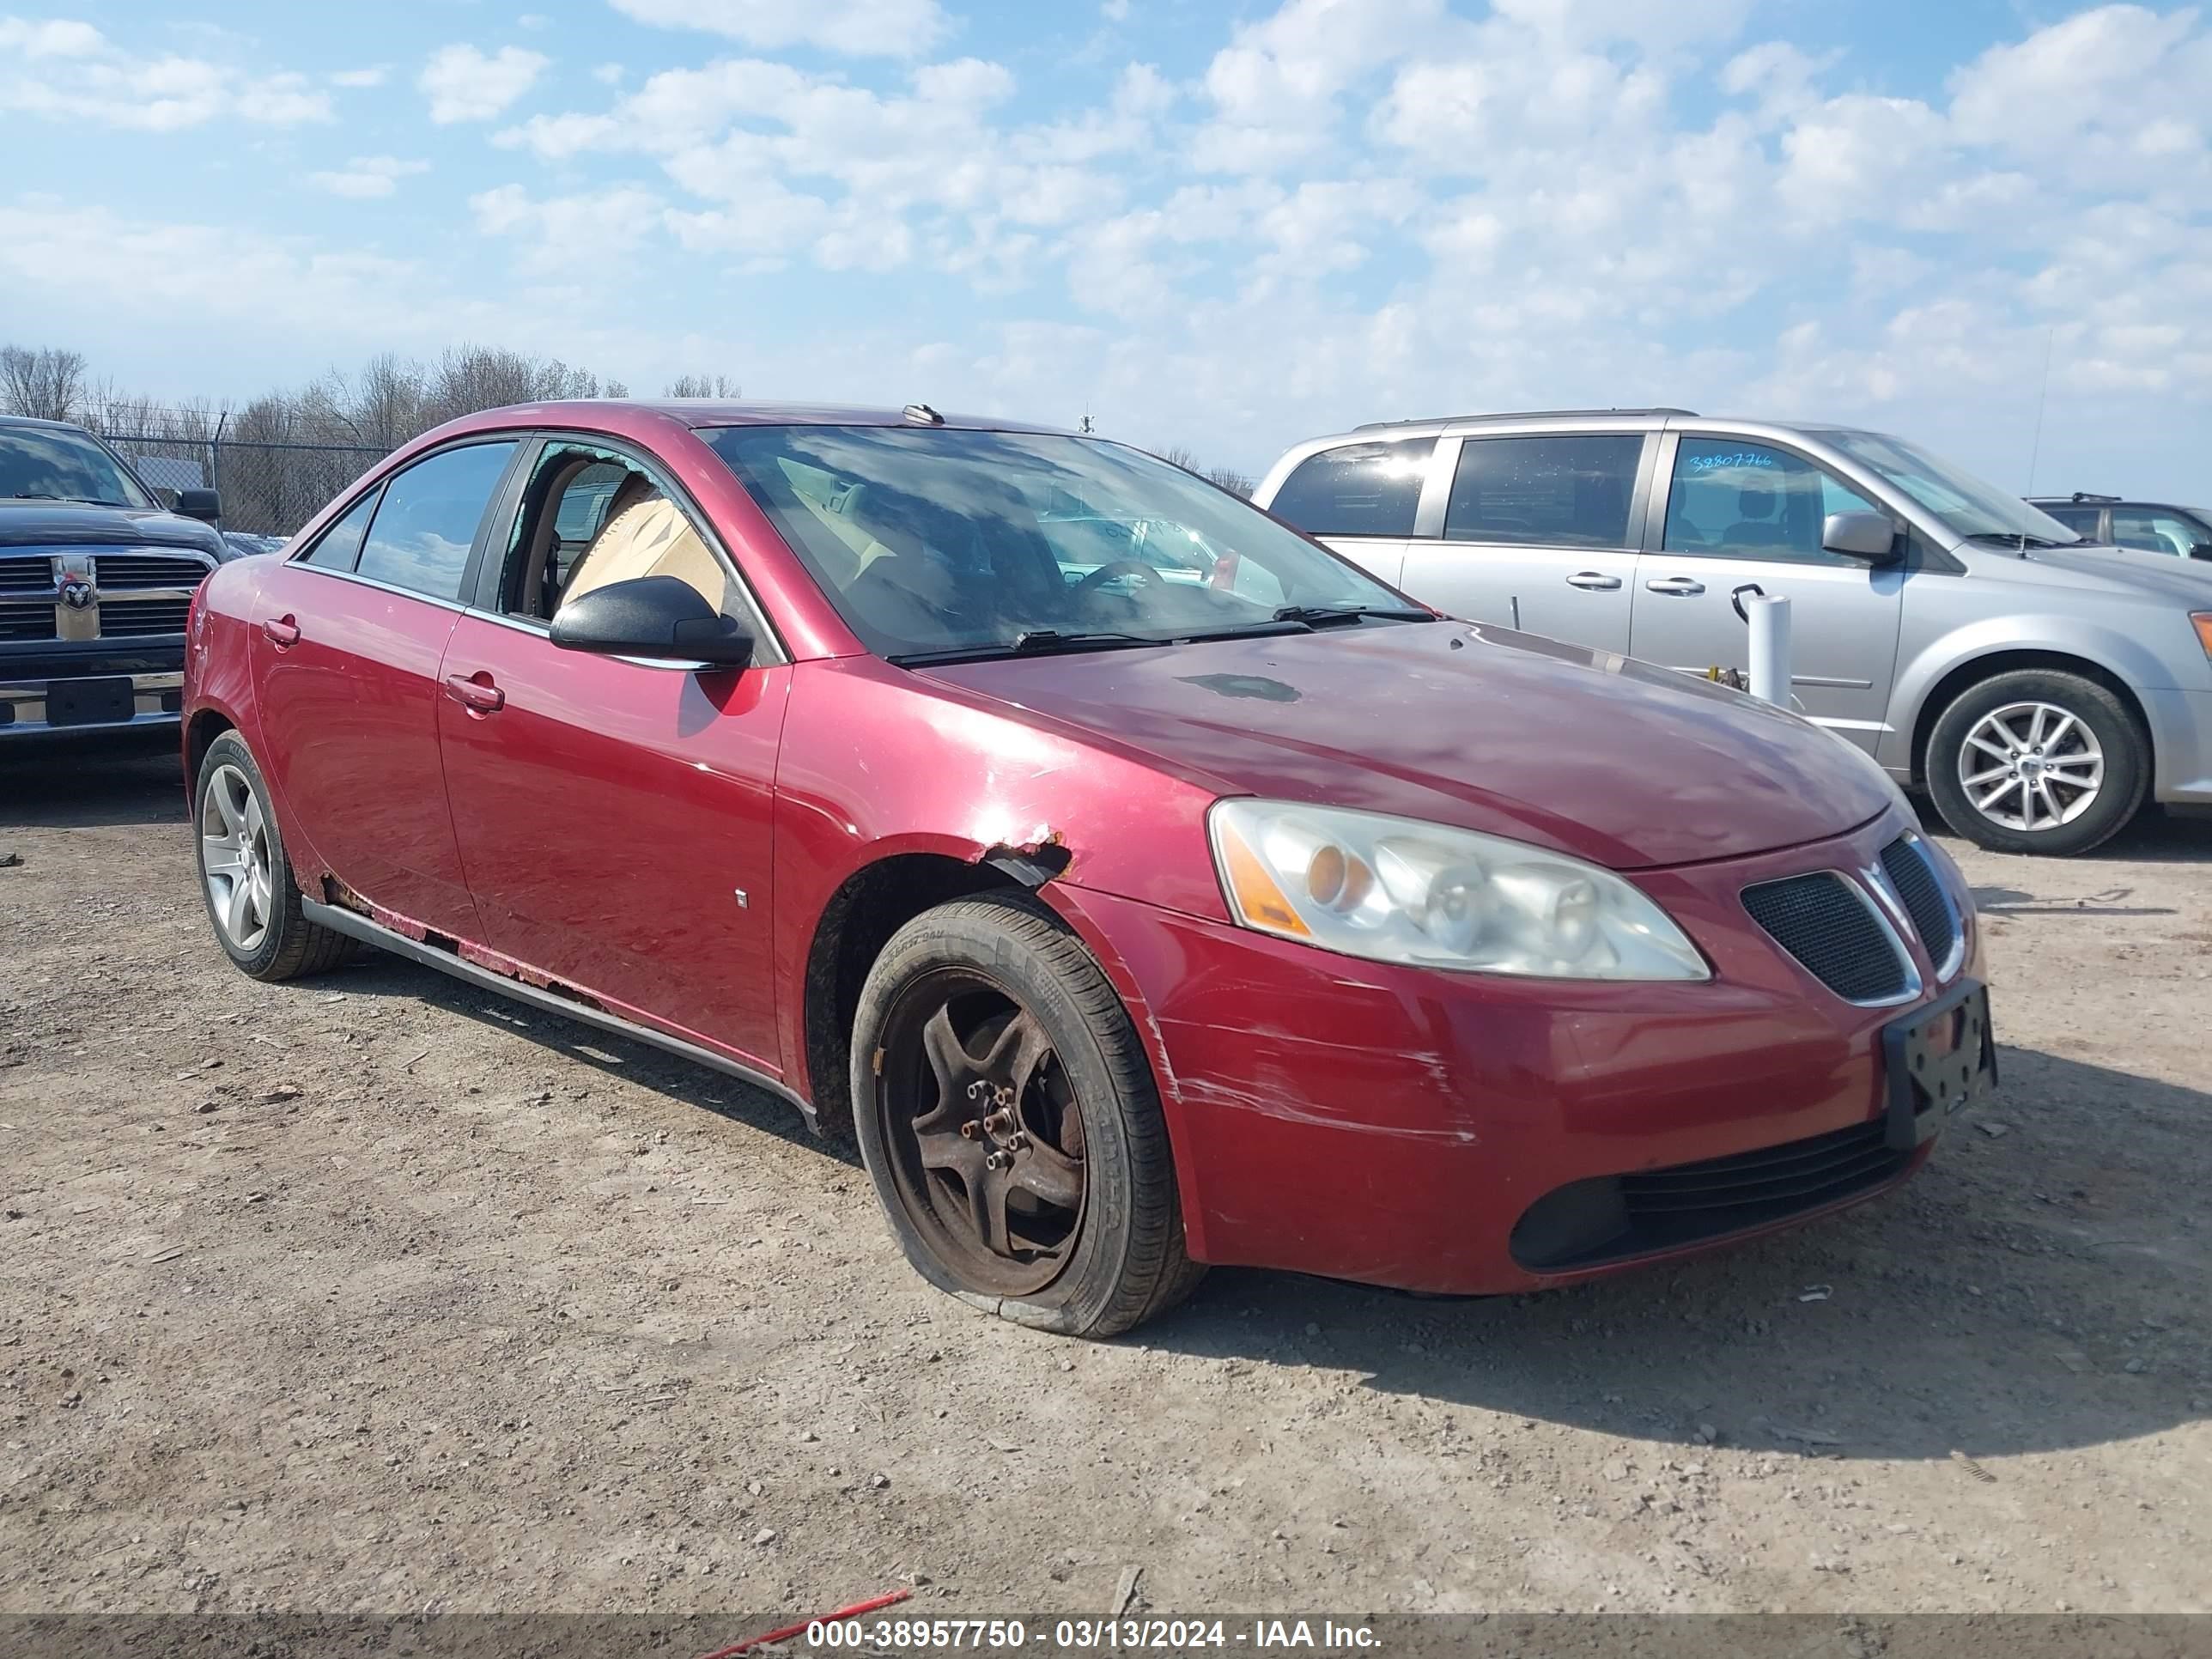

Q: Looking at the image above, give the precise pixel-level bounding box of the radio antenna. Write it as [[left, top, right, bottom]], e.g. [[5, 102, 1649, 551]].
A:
[[2025, 325, 2056, 493]]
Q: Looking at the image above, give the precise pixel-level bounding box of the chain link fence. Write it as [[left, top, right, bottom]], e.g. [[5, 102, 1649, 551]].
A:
[[101, 434, 391, 540]]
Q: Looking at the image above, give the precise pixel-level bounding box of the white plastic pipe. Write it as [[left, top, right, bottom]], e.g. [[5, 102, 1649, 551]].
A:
[[1746, 593, 1793, 707]]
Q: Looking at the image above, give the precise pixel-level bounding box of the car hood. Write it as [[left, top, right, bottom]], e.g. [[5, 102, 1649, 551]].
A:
[[1985, 542, 2212, 605], [0, 501, 227, 557], [919, 622, 1897, 872]]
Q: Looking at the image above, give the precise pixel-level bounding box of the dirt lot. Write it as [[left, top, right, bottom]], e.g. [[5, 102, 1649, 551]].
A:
[[3, 732, 2208, 1620]]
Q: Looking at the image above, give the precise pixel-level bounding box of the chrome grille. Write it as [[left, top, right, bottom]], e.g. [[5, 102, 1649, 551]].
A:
[[0, 557, 53, 594], [1742, 871, 1911, 1005], [97, 598, 193, 636], [0, 597, 52, 641], [1880, 836, 1962, 977], [94, 552, 211, 588]]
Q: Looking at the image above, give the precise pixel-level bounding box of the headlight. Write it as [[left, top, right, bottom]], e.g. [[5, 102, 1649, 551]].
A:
[[1208, 799, 1711, 981]]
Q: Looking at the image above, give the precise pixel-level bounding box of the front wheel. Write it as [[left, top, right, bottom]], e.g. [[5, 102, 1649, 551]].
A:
[[849, 894, 1203, 1337], [1924, 669, 2149, 856]]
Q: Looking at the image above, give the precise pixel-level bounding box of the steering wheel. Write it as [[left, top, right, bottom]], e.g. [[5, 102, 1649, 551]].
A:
[[1073, 559, 1158, 598]]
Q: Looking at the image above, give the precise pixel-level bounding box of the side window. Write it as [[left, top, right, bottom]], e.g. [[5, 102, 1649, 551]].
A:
[[1267, 439, 1432, 537], [1662, 438, 1864, 564], [2039, 505, 2100, 538], [300, 490, 380, 572], [1443, 434, 1642, 548], [2112, 509, 2206, 558], [355, 441, 519, 601], [498, 442, 735, 623]]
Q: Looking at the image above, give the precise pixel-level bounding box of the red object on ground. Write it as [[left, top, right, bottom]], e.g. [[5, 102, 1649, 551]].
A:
[[699, 1587, 913, 1659]]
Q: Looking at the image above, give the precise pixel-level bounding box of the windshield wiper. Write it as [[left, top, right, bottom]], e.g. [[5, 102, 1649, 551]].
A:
[[888, 629, 1162, 666], [1273, 604, 1434, 627], [1965, 532, 2065, 552], [4, 493, 131, 506]]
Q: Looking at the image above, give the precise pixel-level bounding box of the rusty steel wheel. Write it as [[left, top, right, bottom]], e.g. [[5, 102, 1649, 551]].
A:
[[877, 971, 1088, 1297], [850, 894, 1204, 1336]]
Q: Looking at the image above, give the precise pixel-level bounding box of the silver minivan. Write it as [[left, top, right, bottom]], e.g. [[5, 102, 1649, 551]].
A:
[[1255, 410, 2212, 856]]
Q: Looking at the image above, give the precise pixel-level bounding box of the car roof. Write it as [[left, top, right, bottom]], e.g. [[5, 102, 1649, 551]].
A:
[[1292, 410, 1901, 447], [0, 412, 92, 433], [438, 398, 1078, 437]]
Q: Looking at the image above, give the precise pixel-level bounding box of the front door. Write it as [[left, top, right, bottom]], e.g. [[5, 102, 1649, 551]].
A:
[[1629, 434, 1906, 757], [248, 440, 519, 934], [1398, 431, 1651, 652], [436, 439, 790, 1074]]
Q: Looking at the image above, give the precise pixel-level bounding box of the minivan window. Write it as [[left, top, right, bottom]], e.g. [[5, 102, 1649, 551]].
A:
[[705, 425, 1416, 661], [1822, 429, 2077, 544], [354, 441, 518, 602], [1444, 434, 1641, 548], [1663, 438, 1881, 564], [1268, 439, 1433, 538], [2039, 505, 2102, 538]]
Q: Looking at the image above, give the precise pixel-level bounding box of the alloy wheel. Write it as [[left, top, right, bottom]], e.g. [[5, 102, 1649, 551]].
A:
[[200, 762, 275, 952], [1956, 700, 2104, 833], [875, 970, 1089, 1297]]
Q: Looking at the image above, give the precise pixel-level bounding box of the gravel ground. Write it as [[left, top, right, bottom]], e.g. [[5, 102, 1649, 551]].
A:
[[3, 732, 2208, 1620]]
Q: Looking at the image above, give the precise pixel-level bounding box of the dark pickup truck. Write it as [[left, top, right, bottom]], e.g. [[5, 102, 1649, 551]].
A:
[[2, 413, 237, 738]]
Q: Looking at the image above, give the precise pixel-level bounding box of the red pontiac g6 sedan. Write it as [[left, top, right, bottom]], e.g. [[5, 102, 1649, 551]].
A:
[[182, 401, 1994, 1336]]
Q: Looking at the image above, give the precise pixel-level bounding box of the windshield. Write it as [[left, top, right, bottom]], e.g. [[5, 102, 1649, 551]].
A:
[[0, 424, 155, 509], [703, 425, 1421, 660], [1822, 429, 2077, 544]]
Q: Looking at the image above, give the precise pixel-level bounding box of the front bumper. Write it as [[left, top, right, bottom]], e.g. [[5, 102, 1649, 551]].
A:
[[0, 669, 185, 736], [2144, 685, 2212, 804], [1053, 808, 1981, 1295]]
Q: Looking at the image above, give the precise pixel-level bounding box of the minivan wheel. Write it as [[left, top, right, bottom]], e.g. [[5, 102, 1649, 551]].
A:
[[193, 732, 361, 980], [1925, 669, 2148, 856], [849, 893, 1203, 1337]]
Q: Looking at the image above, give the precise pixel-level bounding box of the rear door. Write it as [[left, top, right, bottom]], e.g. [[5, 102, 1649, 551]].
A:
[[1261, 436, 1435, 587], [1397, 431, 1652, 652], [248, 439, 520, 934], [436, 434, 790, 1074], [1628, 432, 1905, 756]]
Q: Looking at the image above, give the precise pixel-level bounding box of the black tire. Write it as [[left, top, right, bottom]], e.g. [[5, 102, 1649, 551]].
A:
[[849, 893, 1204, 1337], [1925, 669, 2149, 856], [192, 732, 362, 981]]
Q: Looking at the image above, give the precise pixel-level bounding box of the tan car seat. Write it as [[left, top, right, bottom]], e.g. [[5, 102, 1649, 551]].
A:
[[561, 474, 732, 613]]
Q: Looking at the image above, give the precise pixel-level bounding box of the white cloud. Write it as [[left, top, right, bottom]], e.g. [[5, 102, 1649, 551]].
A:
[[419, 43, 550, 125], [1194, 0, 1447, 173], [0, 19, 333, 128], [607, 0, 948, 58], [308, 155, 432, 199], [331, 66, 387, 88]]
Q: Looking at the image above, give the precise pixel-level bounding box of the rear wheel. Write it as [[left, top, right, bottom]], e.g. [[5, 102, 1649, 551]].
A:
[[849, 894, 1202, 1337], [1925, 669, 2148, 856], [193, 732, 360, 980]]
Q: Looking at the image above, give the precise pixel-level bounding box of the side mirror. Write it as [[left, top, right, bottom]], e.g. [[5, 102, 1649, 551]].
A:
[[1822, 511, 1899, 562], [2191, 543, 2212, 562], [176, 488, 222, 525], [550, 574, 755, 668]]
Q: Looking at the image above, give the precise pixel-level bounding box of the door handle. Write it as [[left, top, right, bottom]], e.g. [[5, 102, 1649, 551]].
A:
[[260, 615, 301, 647], [1565, 571, 1622, 591], [1644, 576, 1706, 596], [443, 672, 505, 714]]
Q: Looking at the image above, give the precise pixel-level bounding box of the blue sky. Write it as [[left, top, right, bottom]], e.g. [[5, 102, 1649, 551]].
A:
[[3, 1, 2209, 491]]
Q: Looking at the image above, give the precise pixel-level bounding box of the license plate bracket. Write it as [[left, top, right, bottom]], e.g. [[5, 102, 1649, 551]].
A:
[[1883, 978, 1996, 1151], [46, 677, 136, 727]]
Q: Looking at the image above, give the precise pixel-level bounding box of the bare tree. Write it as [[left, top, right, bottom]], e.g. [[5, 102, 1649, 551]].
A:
[[1206, 466, 1255, 497], [665, 373, 740, 398], [1, 344, 89, 422], [1156, 443, 1200, 472]]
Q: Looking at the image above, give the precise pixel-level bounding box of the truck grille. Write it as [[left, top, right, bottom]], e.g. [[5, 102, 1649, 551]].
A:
[[1880, 836, 1962, 974], [0, 549, 211, 644], [1741, 872, 1911, 1004], [98, 598, 195, 636]]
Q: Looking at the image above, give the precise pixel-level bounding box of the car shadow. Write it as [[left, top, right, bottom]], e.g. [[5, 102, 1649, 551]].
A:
[[309, 947, 2208, 1465], [0, 729, 183, 830], [319, 951, 861, 1170], [1128, 1046, 2208, 1465], [1969, 884, 2177, 917]]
